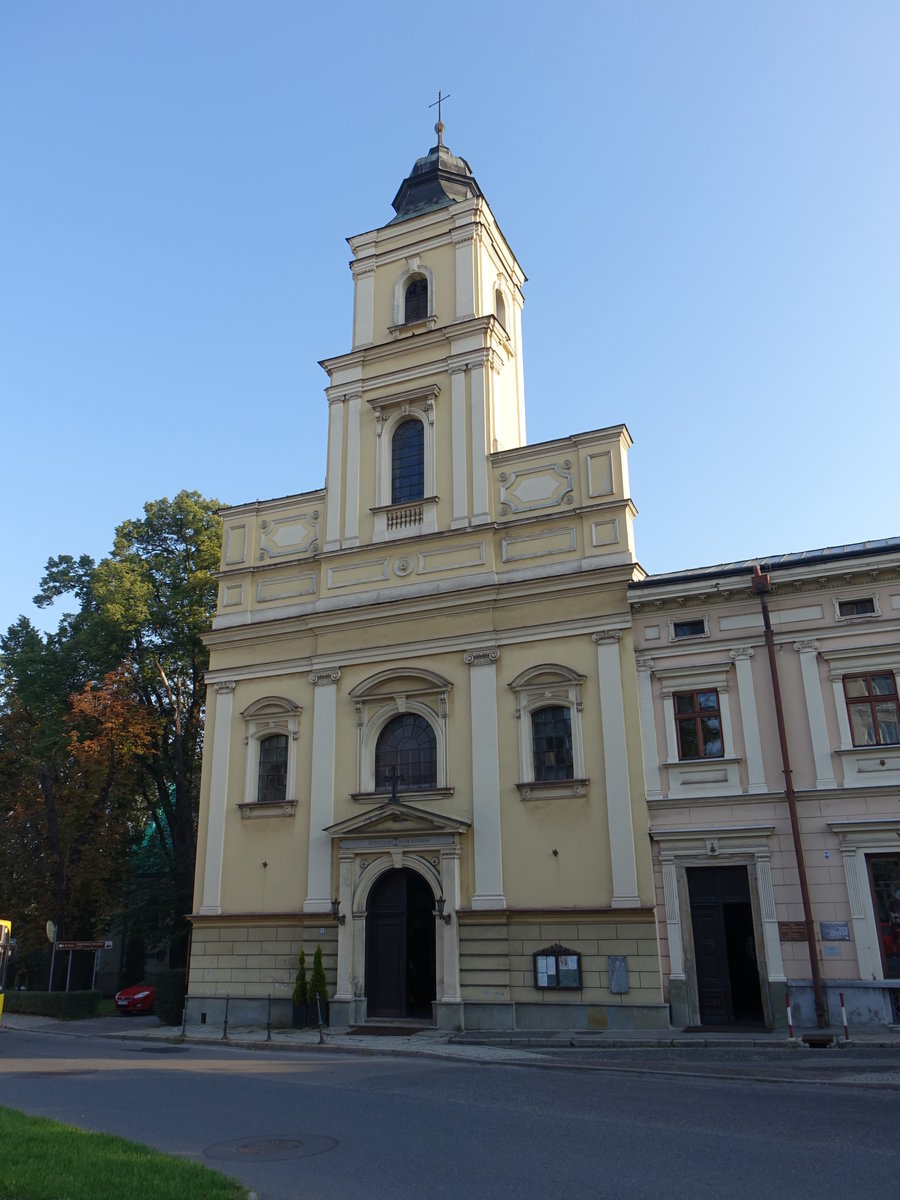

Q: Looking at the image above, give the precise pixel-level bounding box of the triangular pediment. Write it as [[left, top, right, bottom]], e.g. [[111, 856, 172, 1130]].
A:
[[325, 801, 471, 839]]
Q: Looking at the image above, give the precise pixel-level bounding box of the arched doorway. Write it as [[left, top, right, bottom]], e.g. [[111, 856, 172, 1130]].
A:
[[365, 869, 436, 1019]]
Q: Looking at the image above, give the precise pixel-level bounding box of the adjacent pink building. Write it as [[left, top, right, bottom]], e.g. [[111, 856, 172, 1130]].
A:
[[628, 539, 900, 1029]]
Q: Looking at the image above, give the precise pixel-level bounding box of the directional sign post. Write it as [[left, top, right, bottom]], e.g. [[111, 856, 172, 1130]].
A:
[[55, 942, 113, 993]]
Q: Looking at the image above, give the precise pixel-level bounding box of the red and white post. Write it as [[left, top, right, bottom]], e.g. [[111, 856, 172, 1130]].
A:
[[840, 992, 850, 1042]]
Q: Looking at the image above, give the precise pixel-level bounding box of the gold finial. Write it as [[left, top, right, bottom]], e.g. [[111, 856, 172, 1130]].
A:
[[429, 90, 450, 145]]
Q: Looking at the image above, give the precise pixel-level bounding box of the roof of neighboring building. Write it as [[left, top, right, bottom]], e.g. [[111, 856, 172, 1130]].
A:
[[631, 537, 900, 590]]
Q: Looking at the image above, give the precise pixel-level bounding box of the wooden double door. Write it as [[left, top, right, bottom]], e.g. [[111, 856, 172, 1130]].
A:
[[365, 869, 436, 1020], [687, 865, 764, 1027]]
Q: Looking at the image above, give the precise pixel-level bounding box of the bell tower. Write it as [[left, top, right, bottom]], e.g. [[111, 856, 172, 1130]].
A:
[[320, 122, 527, 551]]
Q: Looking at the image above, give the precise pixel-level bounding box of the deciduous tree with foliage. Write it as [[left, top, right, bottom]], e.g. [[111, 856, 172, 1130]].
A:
[[0, 491, 222, 977]]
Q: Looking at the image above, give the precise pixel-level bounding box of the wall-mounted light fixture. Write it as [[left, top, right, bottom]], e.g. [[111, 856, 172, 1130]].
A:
[[330, 898, 345, 926], [433, 895, 452, 925]]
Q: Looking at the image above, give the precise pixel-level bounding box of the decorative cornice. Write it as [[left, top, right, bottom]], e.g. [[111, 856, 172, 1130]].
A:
[[309, 669, 341, 687], [464, 647, 500, 667]]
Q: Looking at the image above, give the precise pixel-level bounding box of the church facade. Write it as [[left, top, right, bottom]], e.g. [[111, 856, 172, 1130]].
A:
[[186, 128, 666, 1031]]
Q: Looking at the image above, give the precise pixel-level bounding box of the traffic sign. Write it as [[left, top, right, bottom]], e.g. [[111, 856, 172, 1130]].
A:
[[56, 940, 113, 952]]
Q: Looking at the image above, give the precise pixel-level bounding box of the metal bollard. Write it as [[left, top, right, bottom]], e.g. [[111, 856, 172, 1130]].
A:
[[222, 993, 230, 1040], [840, 992, 850, 1042], [266, 994, 272, 1042], [785, 990, 794, 1039]]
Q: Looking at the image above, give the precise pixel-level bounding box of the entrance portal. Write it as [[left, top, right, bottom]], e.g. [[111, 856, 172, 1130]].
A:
[[687, 865, 764, 1027], [365, 869, 436, 1020]]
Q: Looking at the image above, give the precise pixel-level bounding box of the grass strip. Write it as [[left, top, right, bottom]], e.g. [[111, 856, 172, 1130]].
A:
[[0, 1106, 247, 1200]]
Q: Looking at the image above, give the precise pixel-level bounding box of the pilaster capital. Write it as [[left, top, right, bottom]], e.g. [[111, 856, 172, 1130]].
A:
[[214, 680, 236, 696], [309, 668, 342, 687], [464, 647, 500, 668], [635, 656, 654, 672], [793, 639, 820, 654], [351, 261, 376, 279], [451, 229, 476, 247], [448, 361, 468, 376], [592, 629, 623, 645], [729, 646, 755, 662]]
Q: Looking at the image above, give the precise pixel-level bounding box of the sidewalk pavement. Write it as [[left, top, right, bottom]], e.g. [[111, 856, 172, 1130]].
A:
[[4, 1010, 900, 1065]]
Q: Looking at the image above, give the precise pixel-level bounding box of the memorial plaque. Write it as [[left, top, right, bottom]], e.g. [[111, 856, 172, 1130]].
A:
[[608, 955, 629, 994], [778, 921, 808, 942], [820, 921, 851, 942]]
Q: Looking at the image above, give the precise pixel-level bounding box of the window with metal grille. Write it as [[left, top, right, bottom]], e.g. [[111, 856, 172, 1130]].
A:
[[844, 673, 900, 746], [404, 276, 428, 323], [391, 418, 424, 504], [674, 690, 723, 759], [375, 714, 437, 791], [257, 733, 288, 803], [531, 705, 574, 781]]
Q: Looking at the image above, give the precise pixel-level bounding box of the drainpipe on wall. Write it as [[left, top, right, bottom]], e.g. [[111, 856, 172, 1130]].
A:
[[752, 565, 828, 1029]]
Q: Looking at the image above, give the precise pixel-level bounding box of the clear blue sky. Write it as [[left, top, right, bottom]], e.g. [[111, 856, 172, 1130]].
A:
[[2, 2, 898, 636]]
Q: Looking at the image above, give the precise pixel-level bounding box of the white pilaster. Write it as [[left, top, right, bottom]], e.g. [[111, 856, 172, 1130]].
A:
[[593, 631, 641, 907], [452, 229, 476, 319], [840, 847, 882, 979], [635, 656, 663, 801], [440, 846, 462, 1000], [465, 647, 505, 909], [450, 364, 469, 528], [199, 681, 235, 915], [323, 398, 344, 552], [334, 852, 354, 1000], [343, 390, 361, 547], [795, 640, 837, 789], [730, 647, 767, 793], [304, 669, 341, 912], [352, 262, 375, 348], [756, 854, 786, 982], [469, 360, 490, 525], [660, 856, 684, 978]]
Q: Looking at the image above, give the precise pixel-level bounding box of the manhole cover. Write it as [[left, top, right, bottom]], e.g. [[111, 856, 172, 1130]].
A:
[[204, 1134, 338, 1161]]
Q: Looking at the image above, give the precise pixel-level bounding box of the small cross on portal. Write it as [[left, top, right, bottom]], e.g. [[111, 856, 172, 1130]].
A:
[[385, 766, 404, 803]]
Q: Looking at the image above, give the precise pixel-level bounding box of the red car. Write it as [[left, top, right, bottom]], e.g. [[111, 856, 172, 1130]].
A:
[[115, 983, 156, 1014]]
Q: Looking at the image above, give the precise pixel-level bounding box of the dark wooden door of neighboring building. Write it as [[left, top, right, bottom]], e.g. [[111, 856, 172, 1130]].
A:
[[687, 865, 764, 1027], [365, 869, 436, 1020]]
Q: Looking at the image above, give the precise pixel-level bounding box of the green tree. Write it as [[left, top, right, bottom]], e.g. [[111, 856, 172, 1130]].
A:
[[0, 491, 222, 972]]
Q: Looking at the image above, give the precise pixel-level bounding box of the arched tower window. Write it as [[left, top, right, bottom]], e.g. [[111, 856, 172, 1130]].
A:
[[404, 276, 428, 323], [375, 713, 437, 792], [495, 288, 507, 329], [391, 418, 424, 504]]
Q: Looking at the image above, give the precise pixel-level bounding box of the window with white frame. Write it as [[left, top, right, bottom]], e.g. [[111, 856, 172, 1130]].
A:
[[822, 648, 900, 787], [673, 690, 724, 759], [240, 696, 301, 817], [653, 662, 742, 796], [509, 665, 586, 798], [349, 669, 452, 800], [835, 595, 879, 620], [843, 673, 900, 747], [369, 385, 439, 540]]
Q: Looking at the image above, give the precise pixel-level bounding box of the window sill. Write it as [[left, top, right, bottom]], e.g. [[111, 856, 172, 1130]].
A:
[[836, 745, 900, 785], [238, 800, 298, 820], [664, 757, 742, 796], [388, 316, 438, 339], [351, 788, 455, 805], [516, 779, 589, 801]]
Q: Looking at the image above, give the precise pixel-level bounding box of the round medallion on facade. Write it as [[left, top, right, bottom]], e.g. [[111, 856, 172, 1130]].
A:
[[393, 556, 415, 577]]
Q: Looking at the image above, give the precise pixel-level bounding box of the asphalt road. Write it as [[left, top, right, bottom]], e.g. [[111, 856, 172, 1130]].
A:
[[1, 1026, 898, 1199]]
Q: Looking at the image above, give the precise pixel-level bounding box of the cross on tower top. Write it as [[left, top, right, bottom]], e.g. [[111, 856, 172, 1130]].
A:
[[429, 90, 451, 145]]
